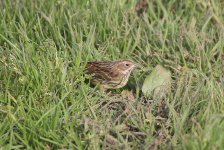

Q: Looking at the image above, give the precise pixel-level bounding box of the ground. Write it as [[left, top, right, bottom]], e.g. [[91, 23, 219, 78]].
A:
[[0, 0, 224, 149]]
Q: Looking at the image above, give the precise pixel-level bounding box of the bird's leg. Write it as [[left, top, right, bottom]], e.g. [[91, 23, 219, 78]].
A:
[[99, 85, 112, 95]]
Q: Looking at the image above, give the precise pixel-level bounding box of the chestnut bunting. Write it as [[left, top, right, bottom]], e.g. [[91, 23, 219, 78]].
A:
[[86, 60, 136, 90]]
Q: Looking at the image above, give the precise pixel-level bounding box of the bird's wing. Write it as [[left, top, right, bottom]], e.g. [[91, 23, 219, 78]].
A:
[[86, 62, 119, 82]]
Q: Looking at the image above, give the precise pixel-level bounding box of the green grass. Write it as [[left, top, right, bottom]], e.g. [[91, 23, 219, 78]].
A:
[[1, 0, 224, 149]]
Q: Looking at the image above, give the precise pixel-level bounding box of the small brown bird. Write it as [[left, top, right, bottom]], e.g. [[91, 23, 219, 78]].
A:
[[86, 60, 136, 90]]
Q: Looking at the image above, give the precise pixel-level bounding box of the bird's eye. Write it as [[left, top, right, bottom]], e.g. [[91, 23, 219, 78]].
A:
[[125, 63, 129, 67]]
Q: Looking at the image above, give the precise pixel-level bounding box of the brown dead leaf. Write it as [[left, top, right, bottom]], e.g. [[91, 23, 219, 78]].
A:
[[105, 134, 119, 145], [135, 0, 149, 16], [82, 117, 101, 132], [45, 144, 52, 150], [148, 127, 170, 150]]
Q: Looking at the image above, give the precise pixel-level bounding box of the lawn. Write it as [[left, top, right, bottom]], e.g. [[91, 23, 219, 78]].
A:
[[1, 0, 224, 149]]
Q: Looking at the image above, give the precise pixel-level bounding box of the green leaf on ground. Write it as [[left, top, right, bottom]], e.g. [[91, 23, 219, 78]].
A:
[[142, 65, 171, 100]]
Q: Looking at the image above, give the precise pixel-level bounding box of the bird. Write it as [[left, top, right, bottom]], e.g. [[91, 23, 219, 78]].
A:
[[86, 60, 136, 91]]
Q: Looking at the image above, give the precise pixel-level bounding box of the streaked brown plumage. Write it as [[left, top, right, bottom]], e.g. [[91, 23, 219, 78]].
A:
[[86, 60, 136, 90]]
